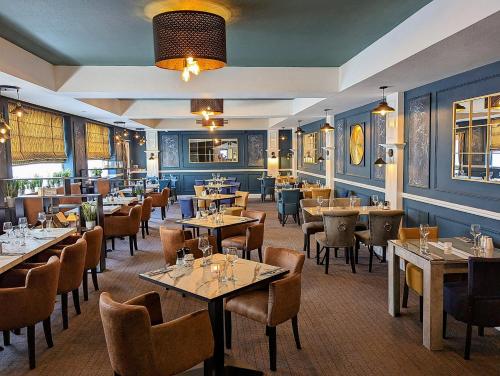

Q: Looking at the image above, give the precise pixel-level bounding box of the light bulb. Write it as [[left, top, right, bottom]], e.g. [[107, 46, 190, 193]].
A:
[[0, 137, 5, 144], [182, 67, 190, 82], [210, 125, 215, 132], [380, 110, 386, 116], [16, 110, 23, 118], [0, 128, 6, 135], [202, 111, 210, 121]]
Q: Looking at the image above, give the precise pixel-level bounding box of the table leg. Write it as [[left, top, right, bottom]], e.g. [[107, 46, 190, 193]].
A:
[[214, 228, 222, 253], [388, 243, 400, 317], [208, 298, 225, 375], [422, 262, 444, 350]]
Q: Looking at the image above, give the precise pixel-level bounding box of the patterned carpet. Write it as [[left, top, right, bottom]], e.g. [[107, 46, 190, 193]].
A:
[[0, 198, 499, 375]]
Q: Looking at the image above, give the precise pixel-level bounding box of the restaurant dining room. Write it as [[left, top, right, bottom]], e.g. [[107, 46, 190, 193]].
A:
[[0, 1, 499, 375]]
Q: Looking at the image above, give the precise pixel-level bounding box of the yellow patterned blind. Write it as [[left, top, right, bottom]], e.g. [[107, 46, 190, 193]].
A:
[[8, 103, 67, 165], [86, 122, 111, 160]]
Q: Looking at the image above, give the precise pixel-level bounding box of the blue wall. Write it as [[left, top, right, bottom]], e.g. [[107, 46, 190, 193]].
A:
[[158, 130, 267, 194]]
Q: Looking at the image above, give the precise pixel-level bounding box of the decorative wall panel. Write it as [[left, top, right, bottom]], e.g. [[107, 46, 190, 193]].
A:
[[372, 114, 386, 180], [408, 93, 431, 188], [247, 134, 265, 167], [160, 134, 179, 168], [335, 118, 345, 174]]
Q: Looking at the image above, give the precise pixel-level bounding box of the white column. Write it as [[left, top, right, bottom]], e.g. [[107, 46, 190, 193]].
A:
[[267, 129, 279, 176], [385, 92, 405, 209], [145, 130, 159, 177], [325, 114, 335, 188], [292, 130, 298, 177]]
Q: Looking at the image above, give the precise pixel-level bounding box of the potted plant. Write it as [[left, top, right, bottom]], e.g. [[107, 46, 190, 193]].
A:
[[92, 169, 102, 178], [4, 180, 19, 208], [135, 186, 144, 201], [81, 201, 97, 229]]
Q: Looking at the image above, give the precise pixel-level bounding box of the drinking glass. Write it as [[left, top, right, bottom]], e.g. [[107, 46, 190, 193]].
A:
[[227, 247, 238, 281], [3, 221, 13, 241], [199, 236, 211, 266], [420, 224, 430, 252], [316, 197, 323, 213], [38, 212, 47, 232], [371, 194, 379, 207], [470, 224, 481, 250], [201, 210, 209, 221], [209, 202, 217, 214]]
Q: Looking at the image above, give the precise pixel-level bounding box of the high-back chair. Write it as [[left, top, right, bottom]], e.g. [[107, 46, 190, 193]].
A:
[[56, 183, 82, 206], [96, 178, 110, 196], [160, 227, 217, 266], [0, 256, 60, 369], [149, 188, 170, 220], [82, 226, 104, 301], [140, 196, 153, 239], [399, 227, 439, 322], [225, 247, 305, 371], [278, 189, 301, 226], [23, 197, 43, 226], [100, 292, 214, 376], [355, 210, 404, 272], [193, 185, 210, 210], [234, 190, 249, 209], [179, 197, 199, 237], [300, 199, 325, 258], [104, 205, 142, 256], [311, 188, 331, 200], [221, 210, 266, 261], [444, 258, 500, 359], [315, 211, 359, 274], [195, 179, 205, 186], [260, 177, 276, 202]]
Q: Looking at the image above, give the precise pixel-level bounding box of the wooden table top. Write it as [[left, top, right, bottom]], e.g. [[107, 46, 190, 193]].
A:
[[103, 197, 138, 206], [139, 253, 288, 302], [119, 187, 154, 194], [0, 227, 76, 274], [177, 214, 258, 229], [193, 194, 240, 201], [303, 205, 388, 216], [66, 205, 121, 216]]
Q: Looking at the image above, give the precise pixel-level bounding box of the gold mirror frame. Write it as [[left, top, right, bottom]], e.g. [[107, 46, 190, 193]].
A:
[[349, 124, 364, 165]]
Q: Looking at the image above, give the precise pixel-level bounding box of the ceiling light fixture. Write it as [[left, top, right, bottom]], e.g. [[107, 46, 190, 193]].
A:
[[320, 109, 334, 132], [9, 87, 29, 118], [191, 99, 223, 120], [455, 102, 466, 112], [153, 10, 227, 82], [280, 127, 287, 141], [372, 86, 395, 116], [295, 120, 304, 135]]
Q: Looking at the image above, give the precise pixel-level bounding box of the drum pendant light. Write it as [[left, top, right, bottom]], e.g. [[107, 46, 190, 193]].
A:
[[191, 99, 224, 120]]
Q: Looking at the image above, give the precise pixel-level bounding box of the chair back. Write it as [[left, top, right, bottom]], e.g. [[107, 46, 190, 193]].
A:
[[179, 197, 195, 219], [311, 188, 331, 199], [160, 227, 188, 265], [226, 177, 237, 182], [334, 197, 361, 207], [241, 209, 266, 224], [229, 182, 241, 194], [322, 210, 358, 248], [184, 236, 218, 259], [159, 179, 170, 191], [399, 227, 439, 241], [264, 247, 305, 274], [96, 179, 110, 196], [235, 191, 249, 209], [195, 180, 205, 186], [83, 225, 103, 269], [57, 183, 82, 205], [300, 199, 322, 223], [468, 257, 500, 298], [58, 238, 87, 294], [262, 177, 275, 188], [141, 196, 153, 221], [99, 292, 156, 376], [281, 189, 300, 205], [368, 210, 404, 246], [23, 197, 43, 225], [128, 205, 142, 231]]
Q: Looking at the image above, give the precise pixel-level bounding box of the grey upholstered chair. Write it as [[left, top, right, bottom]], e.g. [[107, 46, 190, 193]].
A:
[[300, 199, 325, 259], [315, 210, 359, 274], [354, 210, 404, 272]]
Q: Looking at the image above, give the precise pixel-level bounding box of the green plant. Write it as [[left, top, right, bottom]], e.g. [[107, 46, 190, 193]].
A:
[[92, 169, 102, 177], [81, 202, 97, 222], [52, 169, 72, 178], [5, 180, 19, 197]]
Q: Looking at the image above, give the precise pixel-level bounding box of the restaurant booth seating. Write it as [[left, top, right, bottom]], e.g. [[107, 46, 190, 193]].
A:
[[100, 292, 214, 376], [149, 188, 170, 220], [104, 205, 142, 256], [225, 247, 305, 371]]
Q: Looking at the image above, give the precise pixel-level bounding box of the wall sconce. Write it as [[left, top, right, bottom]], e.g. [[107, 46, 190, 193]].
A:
[[317, 155, 325, 163], [295, 120, 303, 135], [374, 143, 405, 166], [148, 153, 156, 161], [270, 152, 277, 159]]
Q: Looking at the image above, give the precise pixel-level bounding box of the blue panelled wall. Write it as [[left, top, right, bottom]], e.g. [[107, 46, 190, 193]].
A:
[[403, 61, 500, 245], [296, 119, 327, 185], [158, 130, 267, 195]]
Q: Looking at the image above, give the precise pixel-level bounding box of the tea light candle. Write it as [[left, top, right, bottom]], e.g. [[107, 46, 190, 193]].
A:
[[211, 263, 220, 279]]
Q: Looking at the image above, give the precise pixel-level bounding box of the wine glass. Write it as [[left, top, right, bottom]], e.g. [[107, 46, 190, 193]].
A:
[[209, 202, 217, 215], [3, 221, 13, 241], [420, 224, 430, 251], [199, 235, 211, 266], [18, 217, 27, 231], [38, 212, 47, 232], [227, 247, 238, 281], [316, 197, 323, 213], [470, 224, 481, 250], [371, 194, 379, 207]]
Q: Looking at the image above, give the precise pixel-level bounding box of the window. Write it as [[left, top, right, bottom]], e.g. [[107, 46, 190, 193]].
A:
[[87, 160, 109, 177], [189, 138, 238, 163], [12, 163, 64, 179], [86, 122, 111, 160]]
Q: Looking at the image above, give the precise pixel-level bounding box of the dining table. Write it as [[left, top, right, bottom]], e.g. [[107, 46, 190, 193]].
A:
[[177, 214, 258, 252], [102, 197, 138, 206], [139, 253, 288, 375], [66, 205, 121, 216], [387, 237, 500, 351], [193, 193, 240, 210], [118, 187, 154, 195], [302, 205, 389, 216]]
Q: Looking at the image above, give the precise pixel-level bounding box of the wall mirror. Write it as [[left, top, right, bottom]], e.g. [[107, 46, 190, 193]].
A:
[[452, 93, 500, 183], [189, 138, 238, 163], [302, 132, 318, 164]]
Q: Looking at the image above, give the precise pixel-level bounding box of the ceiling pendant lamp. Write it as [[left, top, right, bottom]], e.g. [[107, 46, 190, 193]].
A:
[[201, 118, 225, 131], [372, 86, 395, 116], [10, 87, 29, 118], [280, 127, 287, 141], [191, 99, 223, 120], [295, 120, 304, 135], [455, 102, 466, 112], [153, 10, 227, 82], [320, 109, 334, 132]]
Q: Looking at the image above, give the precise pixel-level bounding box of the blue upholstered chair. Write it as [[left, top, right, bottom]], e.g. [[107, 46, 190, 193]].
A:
[[179, 198, 199, 237], [443, 257, 500, 359], [260, 177, 276, 202], [229, 182, 240, 194], [277, 189, 301, 226], [169, 177, 178, 202], [219, 186, 235, 206], [195, 180, 205, 186], [226, 177, 237, 182], [159, 179, 171, 191]]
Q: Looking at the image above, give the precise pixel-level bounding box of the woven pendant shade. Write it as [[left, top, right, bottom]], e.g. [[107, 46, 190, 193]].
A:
[[153, 10, 226, 71], [191, 99, 223, 116], [201, 118, 224, 129]]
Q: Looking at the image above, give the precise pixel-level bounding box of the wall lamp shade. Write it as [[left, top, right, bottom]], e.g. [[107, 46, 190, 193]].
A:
[[374, 157, 386, 167], [191, 99, 223, 118], [153, 10, 226, 80], [372, 86, 395, 115], [455, 102, 466, 111], [320, 109, 334, 132], [317, 155, 325, 163]]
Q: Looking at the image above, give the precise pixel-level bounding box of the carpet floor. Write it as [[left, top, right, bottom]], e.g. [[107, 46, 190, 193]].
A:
[[0, 198, 499, 375]]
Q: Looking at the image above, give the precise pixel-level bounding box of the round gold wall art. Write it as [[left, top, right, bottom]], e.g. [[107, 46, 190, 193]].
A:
[[349, 124, 364, 165]]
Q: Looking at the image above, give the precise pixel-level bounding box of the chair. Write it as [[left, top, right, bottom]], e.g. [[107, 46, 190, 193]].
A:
[[315, 211, 358, 274], [195, 179, 205, 186], [23, 197, 43, 226], [311, 188, 331, 200], [226, 177, 237, 182], [278, 189, 301, 226], [225, 247, 305, 371], [354, 210, 404, 272], [104, 205, 142, 256], [159, 178, 170, 192], [100, 292, 214, 376], [219, 186, 235, 206], [229, 182, 241, 193], [260, 177, 276, 202], [0, 256, 60, 369], [193, 185, 210, 210], [82, 226, 104, 301], [443, 258, 500, 359], [96, 178, 110, 196], [149, 188, 170, 220], [56, 183, 82, 206], [333, 197, 367, 231], [221, 210, 266, 261], [234, 190, 249, 210], [140, 196, 153, 239], [178, 197, 199, 237], [170, 178, 178, 201], [159, 227, 217, 266], [399, 227, 439, 322], [300, 199, 325, 259]]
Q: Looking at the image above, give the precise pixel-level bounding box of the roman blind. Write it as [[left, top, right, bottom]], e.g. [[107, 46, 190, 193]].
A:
[[8, 103, 67, 165], [86, 122, 111, 160]]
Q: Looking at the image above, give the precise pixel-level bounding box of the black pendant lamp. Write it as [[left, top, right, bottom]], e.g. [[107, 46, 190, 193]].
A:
[[372, 86, 395, 116], [295, 120, 304, 135], [320, 109, 334, 132], [191, 99, 223, 120], [10, 87, 29, 118], [153, 10, 227, 82]]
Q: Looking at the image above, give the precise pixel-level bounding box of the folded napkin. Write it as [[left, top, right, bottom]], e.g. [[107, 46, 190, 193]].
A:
[[428, 242, 471, 259]]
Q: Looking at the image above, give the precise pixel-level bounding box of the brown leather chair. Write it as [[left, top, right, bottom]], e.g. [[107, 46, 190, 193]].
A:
[[225, 247, 305, 371], [311, 188, 331, 199], [159, 227, 216, 266], [221, 210, 266, 262], [149, 188, 170, 220], [193, 185, 209, 210], [35, 239, 87, 329], [82, 226, 104, 301], [100, 292, 214, 376], [0, 256, 60, 369], [23, 197, 43, 226], [234, 190, 249, 209], [96, 178, 110, 196], [140, 196, 153, 239], [104, 205, 142, 256], [56, 183, 82, 206]]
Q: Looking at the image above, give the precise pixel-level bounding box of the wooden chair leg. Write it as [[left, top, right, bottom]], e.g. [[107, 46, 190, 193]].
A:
[[141, 222, 145, 239], [42, 317, 53, 348], [302, 233, 307, 254], [145, 221, 149, 235], [402, 282, 409, 308], [111, 237, 115, 250], [27, 325, 36, 369], [258, 247, 263, 263], [3, 330, 10, 346], [464, 323, 472, 360], [129, 236, 134, 256], [224, 310, 232, 349], [334, 249, 338, 258], [72, 289, 81, 315], [82, 269, 89, 301], [478, 326, 484, 336], [203, 359, 212, 376], [267, 326, 277, 371], [291, 316, 302, 349], [161, 207, 166, 220], [91, 268, 99, 291], [306, 235, 311, 259], [61, 293, 69, 330], [368, 246, 374, 272], [344, 247, 349, 264], [316, 241, 320, 265], [381, 246, 387, 263]]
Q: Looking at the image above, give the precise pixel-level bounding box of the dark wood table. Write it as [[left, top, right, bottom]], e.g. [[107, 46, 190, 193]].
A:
[[139, 253, 288, 375]]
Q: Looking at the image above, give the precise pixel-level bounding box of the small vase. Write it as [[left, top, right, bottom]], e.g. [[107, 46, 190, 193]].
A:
[[6, 197, 16, 208], [86, 220, 96, 230]]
